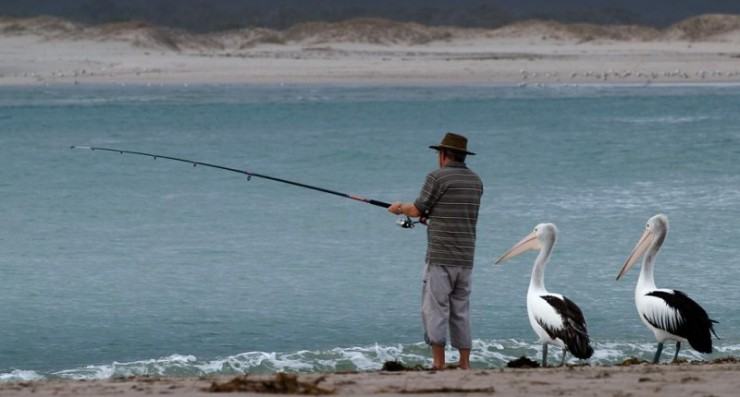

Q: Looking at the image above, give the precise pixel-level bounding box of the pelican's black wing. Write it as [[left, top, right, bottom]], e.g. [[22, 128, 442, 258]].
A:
[[538, 295, 594, 359], [644, 290, 718, 353]]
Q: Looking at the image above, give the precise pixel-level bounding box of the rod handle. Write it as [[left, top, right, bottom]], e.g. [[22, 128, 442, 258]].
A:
[[368, 199, 391, 208]]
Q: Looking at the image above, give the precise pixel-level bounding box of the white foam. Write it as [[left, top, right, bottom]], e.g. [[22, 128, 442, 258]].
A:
[[0, 369, 44, 382], [714, 344, 740, 354], [52, 354, 197, 380], [5, 339, 738, 382]]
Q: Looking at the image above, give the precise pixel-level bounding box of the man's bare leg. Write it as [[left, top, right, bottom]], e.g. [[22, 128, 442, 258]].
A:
[[458, 348, 470, 369], [432, 345, 445, 369]]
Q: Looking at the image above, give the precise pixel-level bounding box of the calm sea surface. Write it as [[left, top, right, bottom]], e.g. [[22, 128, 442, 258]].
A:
[[1, 84, 739, 380]]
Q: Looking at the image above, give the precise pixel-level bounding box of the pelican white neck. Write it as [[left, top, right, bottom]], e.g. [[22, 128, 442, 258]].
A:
[[617, 214, 669, 289], [494, 222, 558, 292], [529, 223, 558, 292]]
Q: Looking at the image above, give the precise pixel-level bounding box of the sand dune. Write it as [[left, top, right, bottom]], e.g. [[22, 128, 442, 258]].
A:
[[0, 15, 80, 38], [663, 14, 740, 41], [282, 19, 462, 46], [0, 17, 217, 51], [486, 20, 661, 42], [2, 14, 740, 51]]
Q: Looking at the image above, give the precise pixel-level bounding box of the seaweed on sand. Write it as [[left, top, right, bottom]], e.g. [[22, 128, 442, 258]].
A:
[[617, 357, 647, 366], [208, 373, 334, 394], [381, 361, 427, 372], [398, 386, 496, 394], [711, 356, 738, 364]]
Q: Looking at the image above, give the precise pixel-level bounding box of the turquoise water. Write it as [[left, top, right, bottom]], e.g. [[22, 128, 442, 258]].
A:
[[1, 84, 739, 380]]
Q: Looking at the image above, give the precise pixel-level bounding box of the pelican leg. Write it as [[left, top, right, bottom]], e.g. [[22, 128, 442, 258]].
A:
[[542, 344, 548, 367], [560, 349, 567, 367], [653, 342, 664, 364], [672, 342, 681, 363]]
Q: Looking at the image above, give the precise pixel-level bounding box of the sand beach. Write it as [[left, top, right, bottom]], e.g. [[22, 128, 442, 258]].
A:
[[2, 361, 739, 396], [1, 15, 740, 86]]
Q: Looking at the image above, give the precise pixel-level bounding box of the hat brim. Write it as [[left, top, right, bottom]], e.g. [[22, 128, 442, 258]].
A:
[[429, 145, 476, 156]]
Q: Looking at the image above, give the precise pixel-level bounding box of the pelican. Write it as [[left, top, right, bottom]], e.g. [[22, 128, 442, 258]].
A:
[[496, 223, 594, 366], [617, 214, 718, 363]]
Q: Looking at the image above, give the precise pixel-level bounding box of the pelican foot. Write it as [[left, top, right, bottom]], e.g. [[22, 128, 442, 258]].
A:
[[671, 342, 681, 363], [542, 344, 548, 367], [652, 342, 664, 364]]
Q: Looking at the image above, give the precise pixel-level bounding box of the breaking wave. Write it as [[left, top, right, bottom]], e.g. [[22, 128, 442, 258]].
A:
[[2, 339, 739, 382], [0, 370, 45, 382], [610, 115, 713, 124]]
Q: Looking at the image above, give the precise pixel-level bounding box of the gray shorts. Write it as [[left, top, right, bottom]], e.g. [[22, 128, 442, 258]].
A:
[[421, 263, 473, 349]]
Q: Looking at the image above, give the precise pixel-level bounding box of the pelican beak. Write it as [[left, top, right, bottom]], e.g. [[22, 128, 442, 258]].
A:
[[495, 231, 540, 264], [617, 228, 654, 280]]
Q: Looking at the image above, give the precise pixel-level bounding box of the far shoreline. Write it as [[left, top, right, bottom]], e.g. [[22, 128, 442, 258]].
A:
[[3, 80, 740, 89], [3, 19, 740, 88]]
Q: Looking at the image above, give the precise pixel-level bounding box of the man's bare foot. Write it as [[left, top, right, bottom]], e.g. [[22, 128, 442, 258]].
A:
[[458, 348, 471, 370]]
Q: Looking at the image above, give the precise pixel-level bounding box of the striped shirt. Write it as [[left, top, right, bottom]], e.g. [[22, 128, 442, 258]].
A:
[[414, 161, 483, 267]]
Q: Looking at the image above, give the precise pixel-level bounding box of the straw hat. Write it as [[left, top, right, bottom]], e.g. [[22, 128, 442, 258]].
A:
[[429, 132, 476, 155]]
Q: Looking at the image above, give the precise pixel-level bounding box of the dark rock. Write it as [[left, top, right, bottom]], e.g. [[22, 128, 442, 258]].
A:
[[506, 356, 540, 368], [382, 361, 407, 371]]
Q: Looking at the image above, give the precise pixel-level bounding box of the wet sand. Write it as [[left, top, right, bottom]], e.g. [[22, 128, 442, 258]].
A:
[[2, 362, 739, 396]]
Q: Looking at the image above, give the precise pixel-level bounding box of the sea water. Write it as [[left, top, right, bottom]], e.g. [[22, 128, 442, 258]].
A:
[[1, 84, 739, 380]]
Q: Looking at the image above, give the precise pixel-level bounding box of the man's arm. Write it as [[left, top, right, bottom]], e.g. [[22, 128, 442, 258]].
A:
[[388, 172, 439, 218], [388, 202, 421, 218]]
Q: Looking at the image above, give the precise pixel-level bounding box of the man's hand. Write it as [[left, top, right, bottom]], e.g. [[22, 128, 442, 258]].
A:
[[388, 202, 404, 215]]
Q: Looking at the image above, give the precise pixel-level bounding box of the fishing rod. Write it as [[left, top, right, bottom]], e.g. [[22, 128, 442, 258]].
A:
[[70, 146, 422, 229]]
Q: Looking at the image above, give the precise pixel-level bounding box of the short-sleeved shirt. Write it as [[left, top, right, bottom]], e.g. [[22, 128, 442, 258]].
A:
[[414, 161, 483, 267]]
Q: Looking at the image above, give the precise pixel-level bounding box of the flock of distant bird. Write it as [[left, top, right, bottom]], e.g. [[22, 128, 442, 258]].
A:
[[495, 214, 718, 366], [518, 69, 740, 83]]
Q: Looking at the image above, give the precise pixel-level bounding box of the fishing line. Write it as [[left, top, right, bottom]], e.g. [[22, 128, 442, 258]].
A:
[[71, 146, 421, 229]]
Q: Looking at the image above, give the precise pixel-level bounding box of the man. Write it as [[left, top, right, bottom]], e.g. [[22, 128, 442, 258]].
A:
[[388, 132, 483, 370]]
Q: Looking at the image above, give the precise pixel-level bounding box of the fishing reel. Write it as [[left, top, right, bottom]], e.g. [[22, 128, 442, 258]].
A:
[[396, 216, 426, 229], [396, 216, 416, 229]]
